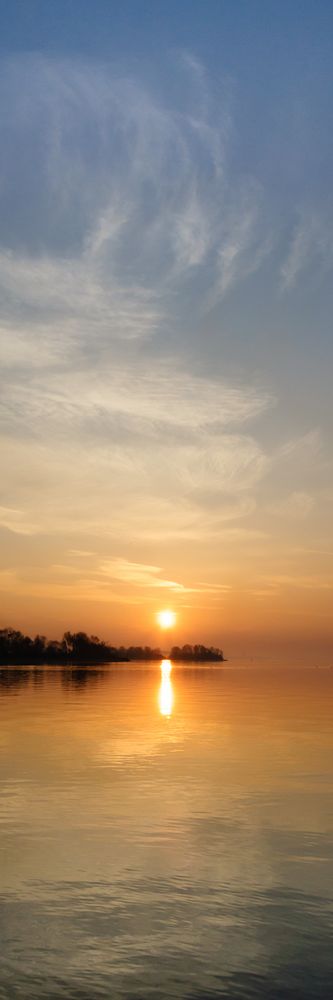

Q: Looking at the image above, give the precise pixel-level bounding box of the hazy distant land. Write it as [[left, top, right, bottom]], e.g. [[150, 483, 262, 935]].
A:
[[0, 629, 224, 665]]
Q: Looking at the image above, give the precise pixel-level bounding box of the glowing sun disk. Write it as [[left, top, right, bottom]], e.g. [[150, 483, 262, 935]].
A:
[[157, 609, 176, 629]]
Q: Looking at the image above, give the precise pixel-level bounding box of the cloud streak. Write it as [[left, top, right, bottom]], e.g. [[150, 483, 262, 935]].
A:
[[101, 558, 187, 592], [281, 208, 333, 290]]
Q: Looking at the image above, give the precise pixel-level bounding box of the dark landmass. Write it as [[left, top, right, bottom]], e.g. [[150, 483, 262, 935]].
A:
[[0, 629, 162, 665], [170, 644, 224, 662], [0, 629, 224, 665]]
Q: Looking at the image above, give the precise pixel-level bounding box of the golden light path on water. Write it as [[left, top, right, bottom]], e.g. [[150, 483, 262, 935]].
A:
[[158, 659, 174, 718]]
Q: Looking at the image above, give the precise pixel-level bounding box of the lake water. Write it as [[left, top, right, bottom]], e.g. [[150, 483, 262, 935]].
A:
[[0, 661, 332, 999]]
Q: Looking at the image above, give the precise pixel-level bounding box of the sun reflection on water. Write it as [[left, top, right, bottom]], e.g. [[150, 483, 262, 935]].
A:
[[158, 659, 173, 718]]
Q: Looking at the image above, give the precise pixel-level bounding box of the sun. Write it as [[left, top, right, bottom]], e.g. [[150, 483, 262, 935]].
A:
[[157, 609, 176, 630]]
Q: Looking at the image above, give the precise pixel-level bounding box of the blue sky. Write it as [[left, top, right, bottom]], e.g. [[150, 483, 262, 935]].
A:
[[0, 1, 333, 650]]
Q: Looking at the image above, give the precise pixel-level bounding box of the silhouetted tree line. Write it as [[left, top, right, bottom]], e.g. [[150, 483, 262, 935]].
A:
[[170, 644, 224, 662], [0, 630, 224, 665], [0, 629, 163, 665]]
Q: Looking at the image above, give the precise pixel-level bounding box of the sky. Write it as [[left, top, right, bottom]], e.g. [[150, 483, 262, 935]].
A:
[[0, 1, 333, 655]]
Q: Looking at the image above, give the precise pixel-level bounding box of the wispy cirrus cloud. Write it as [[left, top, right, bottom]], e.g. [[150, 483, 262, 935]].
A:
[[264, 573, 333, 592], [0, 52, 270, 353], [0, 362, 273, 437], [0, 506, 39, 536], [100, 558, 188, 592], [0, 249, 161, 348], [0, 554, 231, 605], [280, 208, 333, 290], [100, 557, 232, 595]]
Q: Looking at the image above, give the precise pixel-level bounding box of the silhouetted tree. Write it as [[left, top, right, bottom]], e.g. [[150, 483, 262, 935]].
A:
[[169, 644, 224, 662]]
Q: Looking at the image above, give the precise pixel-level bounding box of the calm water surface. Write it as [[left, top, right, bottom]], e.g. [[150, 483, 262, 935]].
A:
[[0, 662, 332, 999]]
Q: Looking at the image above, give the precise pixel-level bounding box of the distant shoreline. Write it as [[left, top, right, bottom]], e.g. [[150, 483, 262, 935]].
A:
[[0, 629, 224, 666]]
